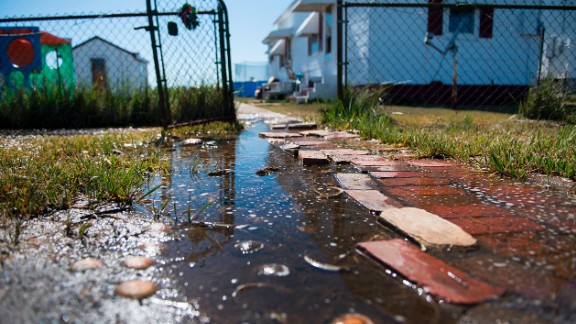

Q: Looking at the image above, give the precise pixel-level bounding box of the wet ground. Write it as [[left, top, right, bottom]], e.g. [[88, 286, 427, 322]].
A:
[[1, 104, 575, 323]]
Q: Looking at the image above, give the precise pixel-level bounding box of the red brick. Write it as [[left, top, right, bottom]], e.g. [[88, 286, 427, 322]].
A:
[[409, 160, 456, 167], [298, 150, 329, 166], [357, 240, 505, 304], [450, 216, 545, 235], [321, 149, 371, 156], [345, 190, 402, 212], [370, 171, 423, 178], [259, 132, 302, 138], [378, 177, 452, 187], [423, 204, 515, 219], [385, 185, 465, 197]]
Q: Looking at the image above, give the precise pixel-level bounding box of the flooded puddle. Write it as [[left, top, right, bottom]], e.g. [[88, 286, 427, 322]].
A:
[[135, 122, 448, 322], [134, 121, 576, 323]]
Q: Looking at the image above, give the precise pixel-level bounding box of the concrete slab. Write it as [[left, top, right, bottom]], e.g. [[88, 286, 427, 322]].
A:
[[298, 150, 329, 166], [357, 239, 505, 304], [379, 207, 477, 249], [336, 173, 374, 190], [344, 190, 402, 212]]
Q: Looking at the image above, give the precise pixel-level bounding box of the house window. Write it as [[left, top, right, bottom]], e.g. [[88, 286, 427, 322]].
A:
[[91, 58, 107, 91], [449, 6, 474, 34], [308, 35, 319, 56], [325, 7, 333, 54], [283, 38, 291, 68], [427, 0, 443, 36], [479, 7, 494, 38]]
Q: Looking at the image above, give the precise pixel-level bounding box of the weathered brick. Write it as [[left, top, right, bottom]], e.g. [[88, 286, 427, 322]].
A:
[[344, 190, 402, 212], [357, 240, 504, 304], [298, 150, 329, 166]]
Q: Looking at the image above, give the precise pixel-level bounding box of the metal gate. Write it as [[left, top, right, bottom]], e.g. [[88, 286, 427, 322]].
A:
[[144, 0, 234, 128]]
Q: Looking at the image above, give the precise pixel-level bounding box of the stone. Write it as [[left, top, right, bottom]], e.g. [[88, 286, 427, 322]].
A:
[[147, 222, 173, 234], [70, 258, 103, 272], [357, 239, 505, 304], [299, 150, 329, 166], [115, 280, 158, 300], [331, 313, 374, 324], [182, 138, 202, 146], [121, 256, 155, 270], [344, 190, 402, 212], [336, 173, 374, 190], [379, 207, 477, 249]]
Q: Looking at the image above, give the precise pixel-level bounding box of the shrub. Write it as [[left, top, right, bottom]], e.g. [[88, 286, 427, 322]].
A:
[[519, 77, 573, 123]]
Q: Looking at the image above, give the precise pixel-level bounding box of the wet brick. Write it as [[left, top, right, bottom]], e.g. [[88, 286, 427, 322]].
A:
[[369, 171, 423, 178], [357, 239, 505, 304], [344, 189, 402, 212], [378, 177, 452, 187], [449, 216, 545, 235], [424, 204, 516, 219], [298, 150, 329, 166]]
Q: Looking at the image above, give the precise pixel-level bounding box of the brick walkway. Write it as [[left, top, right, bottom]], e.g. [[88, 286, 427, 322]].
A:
[[260, 125, 576, 320]]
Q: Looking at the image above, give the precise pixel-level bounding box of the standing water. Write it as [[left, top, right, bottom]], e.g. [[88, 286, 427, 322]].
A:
[[136, 121, 449, 323], [136, 120, 576, 323]]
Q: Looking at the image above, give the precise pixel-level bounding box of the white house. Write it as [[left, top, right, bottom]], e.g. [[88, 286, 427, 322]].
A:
[[263, 0, 337, 101], [73, 36, 148, 93], [264, 0, 575, 104]]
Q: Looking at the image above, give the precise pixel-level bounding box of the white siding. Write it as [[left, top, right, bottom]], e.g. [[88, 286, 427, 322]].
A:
[[73, 38, 148, 93]]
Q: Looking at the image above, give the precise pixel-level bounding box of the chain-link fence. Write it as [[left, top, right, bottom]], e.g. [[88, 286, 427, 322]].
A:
[[0, 0, 233, 129], [340, 0, 576, 108]]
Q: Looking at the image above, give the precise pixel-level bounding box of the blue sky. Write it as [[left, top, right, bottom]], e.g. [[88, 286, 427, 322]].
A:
[[0, 0, 293, 64]]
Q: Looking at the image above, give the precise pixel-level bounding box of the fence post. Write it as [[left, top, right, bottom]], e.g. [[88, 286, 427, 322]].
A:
[[146, 0, 170, 129], [218, 0, 235, 118], [337, 0, 343, 100]]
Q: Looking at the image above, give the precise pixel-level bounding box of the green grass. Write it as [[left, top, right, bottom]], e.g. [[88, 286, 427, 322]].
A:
[[0, 85, 234, 129], [0, 119, 243, 244], [321, 89, 576, 184]]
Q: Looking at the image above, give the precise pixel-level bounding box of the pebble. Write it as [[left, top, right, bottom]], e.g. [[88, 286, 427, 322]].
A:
[[121, 256, 155, 270], [331, 313, 374, 324], [69, 258, 103, 272], [115, 280, 158, 299], [148, 222, 173, 234]]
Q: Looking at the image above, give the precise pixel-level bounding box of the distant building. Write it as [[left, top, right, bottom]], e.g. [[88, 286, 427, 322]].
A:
[[264, 0, 575, 104], [73, 36, 148, 93]]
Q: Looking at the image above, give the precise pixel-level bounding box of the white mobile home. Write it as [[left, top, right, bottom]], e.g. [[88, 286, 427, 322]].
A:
[[73, 36, 148, 93], [264, 0, 575, 104]]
